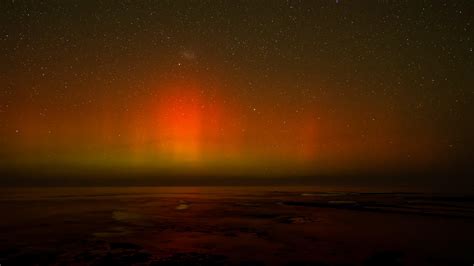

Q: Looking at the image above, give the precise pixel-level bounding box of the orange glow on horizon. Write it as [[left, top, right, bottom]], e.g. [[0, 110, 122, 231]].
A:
[[140, 78, 244, 165], [0, 73, 448, 176], [156, 84, 204, 161]]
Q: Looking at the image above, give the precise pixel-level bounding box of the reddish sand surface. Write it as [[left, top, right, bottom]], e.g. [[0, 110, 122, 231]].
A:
[[0, 187, 473, 265]]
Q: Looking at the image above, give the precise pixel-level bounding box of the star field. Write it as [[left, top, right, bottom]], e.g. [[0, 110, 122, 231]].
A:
[[0, 1, 473, 182]]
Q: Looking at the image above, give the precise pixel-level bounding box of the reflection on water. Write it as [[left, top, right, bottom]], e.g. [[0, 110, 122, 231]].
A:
[[0, 186, 473, 265]]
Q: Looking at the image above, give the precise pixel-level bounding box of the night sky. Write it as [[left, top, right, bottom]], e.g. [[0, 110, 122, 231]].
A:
[[1, 1, 473, 185]]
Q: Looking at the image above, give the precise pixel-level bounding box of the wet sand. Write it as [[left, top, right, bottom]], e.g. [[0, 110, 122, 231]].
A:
[[0, 187, 473, 265]]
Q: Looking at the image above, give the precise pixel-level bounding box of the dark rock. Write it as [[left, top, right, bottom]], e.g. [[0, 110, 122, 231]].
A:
[[152, 252, 228, 266]]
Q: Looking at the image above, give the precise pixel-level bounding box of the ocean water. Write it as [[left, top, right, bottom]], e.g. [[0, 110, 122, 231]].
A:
[[0, 186, 473, 265]]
